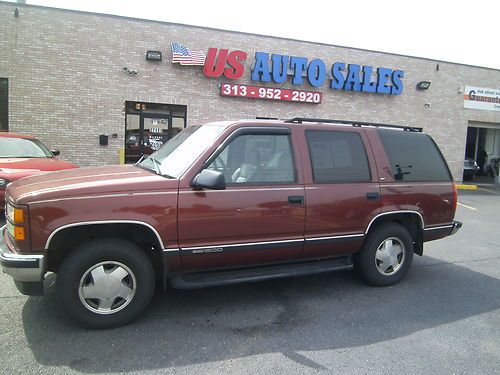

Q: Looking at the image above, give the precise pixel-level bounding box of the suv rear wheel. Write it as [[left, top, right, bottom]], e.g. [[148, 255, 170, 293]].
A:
[[355, 223, 414, 286], [57, 239, 155, 328]]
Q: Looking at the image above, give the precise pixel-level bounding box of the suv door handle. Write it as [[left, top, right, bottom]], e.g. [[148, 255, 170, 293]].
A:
[[366, 192, 380, 200], [288, 195, 304, 205]]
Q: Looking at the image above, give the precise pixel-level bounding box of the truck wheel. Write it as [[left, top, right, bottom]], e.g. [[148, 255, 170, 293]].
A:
[[57, 239, 155, 328], [354, 223, 414, 286]]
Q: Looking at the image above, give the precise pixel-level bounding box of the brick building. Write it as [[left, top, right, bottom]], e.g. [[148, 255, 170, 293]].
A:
[[1, 1, 500, 181]]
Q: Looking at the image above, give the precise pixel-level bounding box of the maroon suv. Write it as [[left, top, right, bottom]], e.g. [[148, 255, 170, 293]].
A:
[[0, 118, 461, 328]]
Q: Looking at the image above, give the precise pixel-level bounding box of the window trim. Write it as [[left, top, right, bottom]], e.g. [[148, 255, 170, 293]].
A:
[[200, 127, 299, 186], [305, 129, 372, 184], [376, 129, 453, 182]]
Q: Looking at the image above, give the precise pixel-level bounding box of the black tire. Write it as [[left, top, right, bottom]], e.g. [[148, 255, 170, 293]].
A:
[[354, 223, 414, 287], [57, 238, 155, 329]]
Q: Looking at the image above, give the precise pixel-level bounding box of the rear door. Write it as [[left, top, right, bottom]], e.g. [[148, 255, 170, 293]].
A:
[[177, 126, 306, 271], [300, 127, 381, 258]]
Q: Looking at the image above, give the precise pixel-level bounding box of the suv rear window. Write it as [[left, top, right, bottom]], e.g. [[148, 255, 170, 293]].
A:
[[377, 128, 452, 182], [306, 130, 371, 183]]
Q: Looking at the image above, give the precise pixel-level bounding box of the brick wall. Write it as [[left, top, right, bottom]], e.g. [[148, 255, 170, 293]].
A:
[[1, 2, 500, 181]]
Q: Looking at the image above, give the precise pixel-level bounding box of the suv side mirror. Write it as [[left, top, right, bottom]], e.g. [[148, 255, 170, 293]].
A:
[[51, 149, 61, 156], [192, 169, 226, 190]]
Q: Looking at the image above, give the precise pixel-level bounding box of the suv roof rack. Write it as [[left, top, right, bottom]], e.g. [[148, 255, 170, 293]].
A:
[[284, 117, 423, 132]]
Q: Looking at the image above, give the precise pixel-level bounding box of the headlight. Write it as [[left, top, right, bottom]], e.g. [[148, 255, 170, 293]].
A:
[[6, 203, 24, 224], [6, 203, 27, 241], [0, 178, 9, 188]]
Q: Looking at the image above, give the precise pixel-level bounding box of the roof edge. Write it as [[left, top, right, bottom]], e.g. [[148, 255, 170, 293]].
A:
[[1, 0, 499, 72]]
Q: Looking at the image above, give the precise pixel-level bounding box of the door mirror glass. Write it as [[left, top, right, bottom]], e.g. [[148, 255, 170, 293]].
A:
[[192, 169, 226, 190], [51, 149, 61, 156]]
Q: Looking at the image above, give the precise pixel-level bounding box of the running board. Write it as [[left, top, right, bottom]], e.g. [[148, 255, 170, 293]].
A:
[[170, 256, 353, 289]]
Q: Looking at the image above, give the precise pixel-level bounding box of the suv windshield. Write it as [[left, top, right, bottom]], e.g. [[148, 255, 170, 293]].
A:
[[138, 124, 227, 178], [0, 137, 53, 158]]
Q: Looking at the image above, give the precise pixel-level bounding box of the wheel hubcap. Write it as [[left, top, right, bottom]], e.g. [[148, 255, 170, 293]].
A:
[[375, 237, 405, 276], [78, 261, 136, 315]]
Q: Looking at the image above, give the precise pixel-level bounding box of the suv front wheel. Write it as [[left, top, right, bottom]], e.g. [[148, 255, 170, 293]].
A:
[[355, 223, 414, 286], [56, 238, 155, 328]]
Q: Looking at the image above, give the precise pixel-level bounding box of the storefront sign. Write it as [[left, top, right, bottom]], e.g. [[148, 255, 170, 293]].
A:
[[221, 83, 322, 104], [171, 43, 405, 103], [203, 48, 404, 96], [464, 86, 500, 111]]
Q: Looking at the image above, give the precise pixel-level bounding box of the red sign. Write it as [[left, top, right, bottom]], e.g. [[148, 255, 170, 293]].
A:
[[220, 83, 322, 104]]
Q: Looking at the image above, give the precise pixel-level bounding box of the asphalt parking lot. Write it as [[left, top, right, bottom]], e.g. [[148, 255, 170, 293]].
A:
[[0, 188, 499, 375]]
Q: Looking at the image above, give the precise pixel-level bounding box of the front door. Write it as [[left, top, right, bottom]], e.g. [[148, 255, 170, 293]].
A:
[[140, 113, 171, 157], [177, 127, 306, 271], [125, 102, 187, 163]]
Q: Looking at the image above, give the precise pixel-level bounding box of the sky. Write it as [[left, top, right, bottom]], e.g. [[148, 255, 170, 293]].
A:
[[7, 0, 500, 70]]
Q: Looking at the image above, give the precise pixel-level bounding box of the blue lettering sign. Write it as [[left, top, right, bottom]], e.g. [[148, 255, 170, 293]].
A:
[[251, 52, 271, 82], [307, 59, 326, 87], [376, 67, 393, 94], [391, 70, 404, 95], [330, 62, 345, 90], [289, 56, 308, 85], [271, 54, 289, 84], [361, 65, 377, 93], [247, 51, 404, 95], [344, 64, 362, 92]]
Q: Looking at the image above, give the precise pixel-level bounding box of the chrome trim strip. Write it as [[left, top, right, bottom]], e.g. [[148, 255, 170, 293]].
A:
[[182, 238, 304, 252], [162, 248, 180, 253], [365, 210, 425, 234], [306, 233, 365, 242], [423, 224, 454, 231], [29, 191, 177, 205], [45, 220, 165, 250]]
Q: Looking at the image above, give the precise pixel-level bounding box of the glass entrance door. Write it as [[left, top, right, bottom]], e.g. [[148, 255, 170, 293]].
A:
[[141, 113, 171, 157], [125, 102, 187, 163]]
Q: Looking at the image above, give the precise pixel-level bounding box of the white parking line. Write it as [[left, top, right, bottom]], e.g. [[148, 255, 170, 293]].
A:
[[478, 187, 500, 194], [458, 202, 478, 211]]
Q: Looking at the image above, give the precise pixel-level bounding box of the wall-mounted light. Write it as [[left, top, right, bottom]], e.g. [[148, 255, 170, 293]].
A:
[[417, 81, 431, 90], [146, 50, 162, 62]]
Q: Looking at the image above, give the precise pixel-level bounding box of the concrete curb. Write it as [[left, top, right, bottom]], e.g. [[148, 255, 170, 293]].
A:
[[456, 184, 478, 190]]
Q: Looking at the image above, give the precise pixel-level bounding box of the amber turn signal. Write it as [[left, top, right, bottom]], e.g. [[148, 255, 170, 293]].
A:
[[14, 226, 25, 241], [13, 208, 24, 224]]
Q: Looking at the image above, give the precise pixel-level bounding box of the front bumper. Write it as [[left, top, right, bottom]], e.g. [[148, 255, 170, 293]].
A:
[[0, 225, 45, 295]]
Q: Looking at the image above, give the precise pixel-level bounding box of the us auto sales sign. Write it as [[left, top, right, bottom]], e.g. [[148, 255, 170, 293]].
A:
[[173, 44, 405, 104]]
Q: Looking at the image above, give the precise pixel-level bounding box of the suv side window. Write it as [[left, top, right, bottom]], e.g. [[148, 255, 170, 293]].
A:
[[377, 129, 452, 182], [306, 130, 371, 183], [207, 133, 296, 184]]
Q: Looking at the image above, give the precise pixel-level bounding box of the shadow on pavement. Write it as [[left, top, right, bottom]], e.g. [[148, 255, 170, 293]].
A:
[[21, 256, 500, 373]]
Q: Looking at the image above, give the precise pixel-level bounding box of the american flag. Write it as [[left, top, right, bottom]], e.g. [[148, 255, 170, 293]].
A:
[[170, 43, 206, 66]]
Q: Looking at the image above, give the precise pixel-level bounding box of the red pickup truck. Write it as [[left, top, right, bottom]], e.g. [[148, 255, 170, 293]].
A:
[[1, 118, 461, 328]]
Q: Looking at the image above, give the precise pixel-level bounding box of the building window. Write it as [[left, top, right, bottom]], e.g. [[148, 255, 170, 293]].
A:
[[0, 78, 7, 131]]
